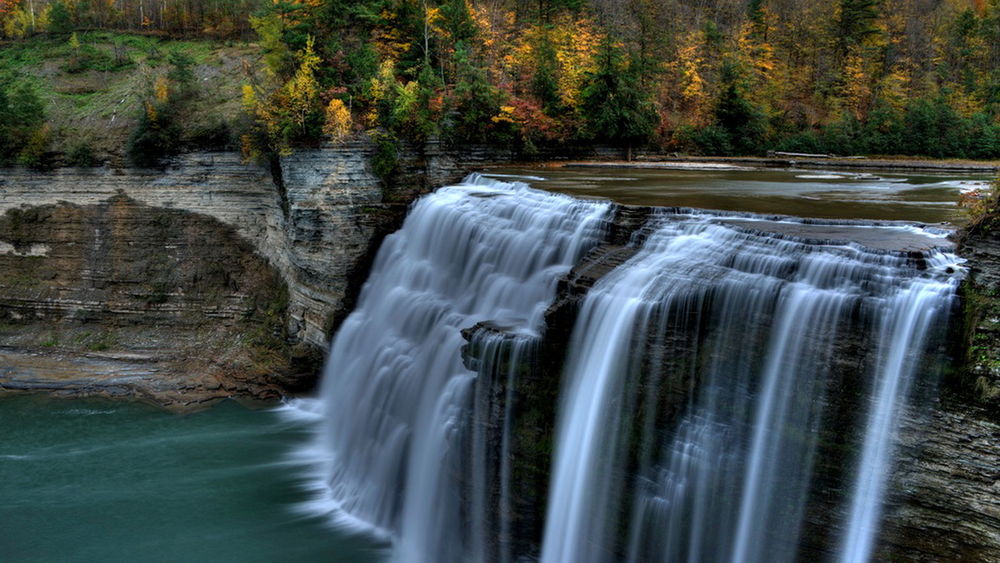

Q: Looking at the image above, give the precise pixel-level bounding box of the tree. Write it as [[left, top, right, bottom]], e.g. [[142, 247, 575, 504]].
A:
[[323, 98, 352, 141], [283, 36, 322, 137], [47, 0, 71, 33], [714, 61, 767, 155], [532, 31, 562, 115], [445, 43, 502, 143], [0, 75, 45, 165], [835, 0, 882, 54], [579, 38, 657, 151]]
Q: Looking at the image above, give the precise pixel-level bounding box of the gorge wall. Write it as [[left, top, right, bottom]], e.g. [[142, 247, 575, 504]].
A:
[[0, 142, 508, 406]]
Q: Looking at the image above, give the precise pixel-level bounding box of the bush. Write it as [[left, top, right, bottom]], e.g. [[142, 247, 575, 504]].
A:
[[188, 121, 234, 150], [774, 130, 824, 154], [371, 131, 399, 180], [17, 123, 51, 168], [0, 76, 46, 165], [127, 102, 181, 167], [677, 124, 733, 156], [64, 44, 132, 74], [67, 141, 97, 166]]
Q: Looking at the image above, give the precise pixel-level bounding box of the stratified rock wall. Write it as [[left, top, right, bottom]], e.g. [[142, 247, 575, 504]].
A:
[[0, 142, 496, 404], [0, 143, 485, 349]]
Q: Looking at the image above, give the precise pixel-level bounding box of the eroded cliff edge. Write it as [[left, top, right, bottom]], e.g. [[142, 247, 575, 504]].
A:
[[0, 143, 502, 407]]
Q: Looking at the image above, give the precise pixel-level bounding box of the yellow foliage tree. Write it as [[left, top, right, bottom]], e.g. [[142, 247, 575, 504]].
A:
[[284, 36, 321, 136], [551, 17, 601, 109], [323, 98, 352, 142], [673, 31, 710, 125], [154, 75, 170, 103], [841, 48, 874, 120]]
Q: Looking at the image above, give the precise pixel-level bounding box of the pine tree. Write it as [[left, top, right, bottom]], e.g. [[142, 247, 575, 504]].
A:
[[579, 38, 657, 151]]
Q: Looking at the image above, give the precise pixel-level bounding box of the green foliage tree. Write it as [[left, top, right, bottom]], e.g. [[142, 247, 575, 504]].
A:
[[532, 33, 562, 116], [713, 61, 767, 155], [128, 99, 182, 167], [47, 0, 72, 34], [445, 44, 502, 143], [250, 12, 295, 78], [835, 0, 883, 53], [167, 51, 196, 93], [0, 76, 46, 166], [579, 39, 657, 149]]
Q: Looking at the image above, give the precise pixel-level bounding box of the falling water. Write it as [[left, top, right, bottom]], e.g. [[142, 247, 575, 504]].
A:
[[300, 174, 959, 563], [540, 212, 960, 563], [838, 275, 956, 563], [304, 175, 609, 561]]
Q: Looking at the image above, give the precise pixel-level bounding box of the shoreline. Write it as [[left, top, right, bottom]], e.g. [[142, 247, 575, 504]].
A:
[[558, 156, 1000, 174]]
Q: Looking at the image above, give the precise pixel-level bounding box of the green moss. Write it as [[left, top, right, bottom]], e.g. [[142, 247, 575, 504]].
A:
[[975, 375, 1000, 402]]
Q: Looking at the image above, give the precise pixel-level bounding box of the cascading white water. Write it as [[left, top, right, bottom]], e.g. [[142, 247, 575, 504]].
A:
[[540, 212, 960, 563], [298, 175, 609, 562], [294, 173, 959, 563], [838, 273, 956, 563]]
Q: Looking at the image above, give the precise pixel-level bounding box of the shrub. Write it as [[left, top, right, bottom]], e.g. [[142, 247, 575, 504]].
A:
[[127, 102, 181, 167], [323, 98, 352, 142], [371, 131, 399, 180], [0, 76, 46, 165], [67, 141, 97, 166], [64, 44, 133, 74], [17, 123, 51, 168], [677, 124, 733, 156]]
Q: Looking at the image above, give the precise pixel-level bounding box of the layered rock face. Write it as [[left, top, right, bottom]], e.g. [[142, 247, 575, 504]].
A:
[[0, 143, 486, 405], [0, 195, 292, 407]]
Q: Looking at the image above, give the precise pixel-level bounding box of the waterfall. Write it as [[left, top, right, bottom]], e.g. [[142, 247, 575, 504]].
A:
[[298, 174, 959, 563], [302, 175, 609, 561], [540, 212, 959, 563], [838, 274, 957, 563]]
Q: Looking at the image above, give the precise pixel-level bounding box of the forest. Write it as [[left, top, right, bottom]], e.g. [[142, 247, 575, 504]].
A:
[[4, 0, 1000, 166]]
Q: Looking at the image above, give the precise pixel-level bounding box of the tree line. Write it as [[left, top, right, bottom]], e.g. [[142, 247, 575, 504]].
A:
[[5, 0, 1000, 165]]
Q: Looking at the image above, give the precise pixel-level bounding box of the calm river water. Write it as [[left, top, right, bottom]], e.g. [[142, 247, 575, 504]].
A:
[[0, 395, 383, 562]]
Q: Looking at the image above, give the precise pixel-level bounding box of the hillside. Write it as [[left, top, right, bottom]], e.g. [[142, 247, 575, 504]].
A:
[[1, 32, 253, 165]]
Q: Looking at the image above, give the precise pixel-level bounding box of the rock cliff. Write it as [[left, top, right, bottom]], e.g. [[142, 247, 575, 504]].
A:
[[0, 142, 497, 406]]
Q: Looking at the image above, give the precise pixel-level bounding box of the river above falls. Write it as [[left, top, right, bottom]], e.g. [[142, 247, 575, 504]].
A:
[[487, 164, 990, 225]]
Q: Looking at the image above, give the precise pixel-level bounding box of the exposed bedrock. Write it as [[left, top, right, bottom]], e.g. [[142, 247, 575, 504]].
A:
[[0, 142, 503, 404]]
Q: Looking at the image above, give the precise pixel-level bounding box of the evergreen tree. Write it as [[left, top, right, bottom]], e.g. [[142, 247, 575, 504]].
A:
[[714, 61, 766, 155], [47, 0, 71, 34], [532, 33, 562, 116], [579, 39, 657, 149], [445, 43, 502, 143], [835, 0, 882, 53], [0, 76, 45, 165]]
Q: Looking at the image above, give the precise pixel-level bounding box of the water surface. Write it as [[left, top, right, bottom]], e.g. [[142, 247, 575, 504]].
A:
[[488, 165, 989, 224], [0, 395, 382, 562]]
